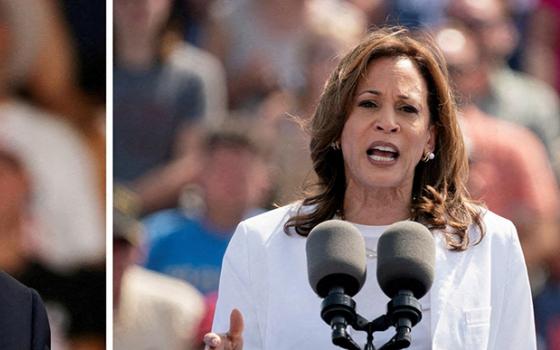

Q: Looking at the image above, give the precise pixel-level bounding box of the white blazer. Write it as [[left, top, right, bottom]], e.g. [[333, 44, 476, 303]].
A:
[[212, 204, 536, 349]]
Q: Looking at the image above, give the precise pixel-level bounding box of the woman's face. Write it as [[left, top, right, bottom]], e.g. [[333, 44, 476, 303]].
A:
[[340, 56, 436, 194]]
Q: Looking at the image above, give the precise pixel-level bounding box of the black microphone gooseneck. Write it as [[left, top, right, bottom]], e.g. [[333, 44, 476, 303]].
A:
[[322, 286, 361, 350], [380, 289, 422, 349]]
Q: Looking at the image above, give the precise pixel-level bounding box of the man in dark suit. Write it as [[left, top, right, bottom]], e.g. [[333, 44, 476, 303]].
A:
[[0, 147, 50, 349], [0, 271, 51, 349]]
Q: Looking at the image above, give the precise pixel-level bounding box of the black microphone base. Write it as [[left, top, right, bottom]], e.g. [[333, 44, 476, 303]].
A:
[[320, 288, 424, 350]]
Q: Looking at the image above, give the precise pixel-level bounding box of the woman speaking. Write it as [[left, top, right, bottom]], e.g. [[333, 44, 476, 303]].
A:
[[204, 27, 536, 349]]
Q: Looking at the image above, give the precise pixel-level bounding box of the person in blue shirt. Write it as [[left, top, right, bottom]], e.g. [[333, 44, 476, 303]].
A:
[[144, 125, 267, 294]]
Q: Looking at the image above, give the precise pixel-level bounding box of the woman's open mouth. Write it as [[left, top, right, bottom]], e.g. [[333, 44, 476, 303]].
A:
[[366, 143, 400, 162]]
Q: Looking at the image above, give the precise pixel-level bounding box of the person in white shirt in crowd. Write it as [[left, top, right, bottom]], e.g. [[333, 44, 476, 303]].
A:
[[113, 185, 205, 350]]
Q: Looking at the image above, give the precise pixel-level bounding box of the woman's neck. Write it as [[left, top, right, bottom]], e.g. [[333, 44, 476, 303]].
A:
[[343, 185, 412, 225]]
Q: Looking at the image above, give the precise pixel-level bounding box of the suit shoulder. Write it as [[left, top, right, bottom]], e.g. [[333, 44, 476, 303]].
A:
[[0, 271, 31, 298]]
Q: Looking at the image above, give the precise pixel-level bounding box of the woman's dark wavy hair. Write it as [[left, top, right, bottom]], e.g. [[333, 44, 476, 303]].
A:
[[284, 27, 485, 250]]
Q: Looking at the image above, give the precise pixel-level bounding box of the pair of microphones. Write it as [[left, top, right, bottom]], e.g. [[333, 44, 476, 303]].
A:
[[306, 220, 435, 350]]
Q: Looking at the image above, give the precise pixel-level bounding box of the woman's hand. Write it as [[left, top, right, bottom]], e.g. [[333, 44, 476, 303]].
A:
[[203, 309, 244, 350]]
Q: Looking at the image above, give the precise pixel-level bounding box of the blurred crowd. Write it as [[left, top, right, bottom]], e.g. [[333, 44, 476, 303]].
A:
[[114, 0, 560, 349], [0, 0, 106, 349]]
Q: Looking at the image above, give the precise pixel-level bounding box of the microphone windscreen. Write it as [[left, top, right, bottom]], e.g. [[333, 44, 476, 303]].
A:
[[306, 220, 367, 298], [377, 221, 435, 299]]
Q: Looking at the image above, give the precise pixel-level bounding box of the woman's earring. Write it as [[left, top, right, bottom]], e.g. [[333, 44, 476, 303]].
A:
[[423, 151, 435, 162], [331, 141, 340, 150]]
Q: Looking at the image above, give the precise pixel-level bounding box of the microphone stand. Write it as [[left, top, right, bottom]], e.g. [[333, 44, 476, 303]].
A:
[[322, 288, 422, 350]]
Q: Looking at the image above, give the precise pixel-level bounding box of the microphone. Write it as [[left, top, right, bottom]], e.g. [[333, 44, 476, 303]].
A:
[[307, 220, 367, 349], [377, 221, 435, 348], [307, 219, 367, 297]]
